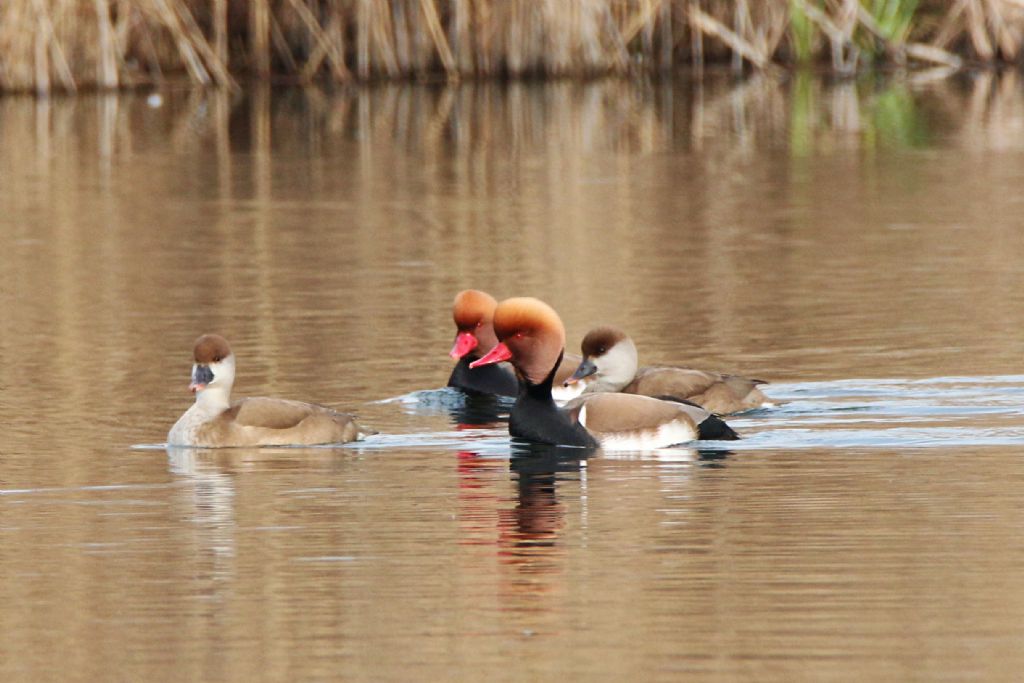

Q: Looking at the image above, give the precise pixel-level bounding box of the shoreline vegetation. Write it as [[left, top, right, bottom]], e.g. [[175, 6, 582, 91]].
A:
[[1, 1, 1022, 94]]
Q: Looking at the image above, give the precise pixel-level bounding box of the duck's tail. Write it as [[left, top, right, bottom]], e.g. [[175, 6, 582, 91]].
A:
[[697, 414, 740, 441]]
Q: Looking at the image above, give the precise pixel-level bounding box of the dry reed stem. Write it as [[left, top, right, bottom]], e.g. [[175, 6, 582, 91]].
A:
[[299, 10, 352, 83], [967, 0, 996, 59], [282, 0, 344, 81], [168, 0, 235, 87], [33, 5, 50, 95], [932, 1, 969, 50], [251, 0, 271, 77], [689, 5, 768, 68], [269, 14, 298, 73], [213, 0, 227, 68], [50, 0, 77, 90], [137, 0, 206, 84], [621, 0, 665, 45], [94, 0, 118, 89], [30, 0, 76, 93], [658, 0, 672, 69], [356, 0, 369, 80], [905, 43, 965, 67], [419, 0, 457, 77], [373, 3, 400, 78]]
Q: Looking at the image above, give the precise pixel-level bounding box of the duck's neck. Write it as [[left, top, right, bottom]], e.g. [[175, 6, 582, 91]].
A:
[[168, 384, 231, 446], [194, 385, 231, 414], [510, 351, 598, 448]]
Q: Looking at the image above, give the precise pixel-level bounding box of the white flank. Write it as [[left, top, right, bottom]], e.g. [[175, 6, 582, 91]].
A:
[[577, 405, 588, 427], [595, 419, 698, 450], [552, 380, 587, 403]]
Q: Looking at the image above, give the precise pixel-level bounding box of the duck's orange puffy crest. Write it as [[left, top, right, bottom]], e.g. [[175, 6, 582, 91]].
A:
[[492, 297, 566, 348], [453, 289, 498, 330]]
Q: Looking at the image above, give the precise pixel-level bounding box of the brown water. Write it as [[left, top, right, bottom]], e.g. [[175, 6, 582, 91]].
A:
[[3, 71, 1024, 680]]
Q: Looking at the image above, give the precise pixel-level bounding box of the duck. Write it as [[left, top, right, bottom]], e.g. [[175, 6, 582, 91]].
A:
[[564, 326, 770, 414], [469, 298, 738, 448], [167, 334, 373, 447], [447, 289, 586, 400]]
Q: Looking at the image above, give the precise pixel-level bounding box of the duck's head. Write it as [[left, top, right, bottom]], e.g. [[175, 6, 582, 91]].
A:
[[449, 289, 500, 361], [188, 334, 235, 397], [470, 297, 565, 385], [565, 326, 638, 389]]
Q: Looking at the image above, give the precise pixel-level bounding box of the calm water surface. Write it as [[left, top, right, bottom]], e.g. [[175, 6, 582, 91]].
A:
[[2, 72, 1024, 680]]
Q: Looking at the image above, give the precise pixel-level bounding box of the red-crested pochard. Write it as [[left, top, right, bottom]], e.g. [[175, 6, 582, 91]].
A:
[[448, 289, 586, 400], [167, 334, 373, 447], [469, 298, 738, 448], [565, 326, 770, 414]]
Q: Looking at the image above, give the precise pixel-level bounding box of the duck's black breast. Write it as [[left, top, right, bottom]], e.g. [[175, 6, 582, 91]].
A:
[[508, 363, 598, 448], [447, 356, 519, 397]]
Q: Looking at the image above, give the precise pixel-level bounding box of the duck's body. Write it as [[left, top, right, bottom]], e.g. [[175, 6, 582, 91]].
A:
[[564, 393, 738, 447], [447, 355, 520, 396], [167, 334, 372, 448], [169, 397, 367, 448], [470, 298, 738, 449], [447, 289, 584, 399], [623, 366, 768, 414], [567, 327, 769, 414]]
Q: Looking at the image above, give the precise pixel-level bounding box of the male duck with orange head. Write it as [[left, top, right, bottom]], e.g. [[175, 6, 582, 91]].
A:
[[470, 298, 739, 449]]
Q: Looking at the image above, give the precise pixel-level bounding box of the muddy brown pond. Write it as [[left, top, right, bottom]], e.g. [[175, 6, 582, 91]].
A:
[[2, 72, 1024, 680]]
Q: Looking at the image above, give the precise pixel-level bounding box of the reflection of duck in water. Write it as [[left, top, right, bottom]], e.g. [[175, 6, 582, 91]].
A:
[[498, 446, 591, 572], [564, 326, 772, 414], [455, 451, 506, 547], [470, 298, 740, 449], [447, 289, 586, 400], [168, 334, 374, 447], [501, 470, 562, 552], [448, 392, 513, 430], [164, 445, 238, 588]]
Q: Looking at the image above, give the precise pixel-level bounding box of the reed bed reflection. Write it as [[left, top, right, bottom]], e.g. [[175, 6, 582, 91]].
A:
[[3, 73, 1024, 433], [10, 71, 1023, 164]]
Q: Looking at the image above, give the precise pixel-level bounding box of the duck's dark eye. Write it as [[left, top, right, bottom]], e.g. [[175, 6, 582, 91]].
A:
[[598, 347, 606, 354]]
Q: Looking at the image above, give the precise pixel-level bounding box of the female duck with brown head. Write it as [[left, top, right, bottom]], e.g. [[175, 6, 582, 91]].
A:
[[565, 326, 771, 415], [167, 334, 374, 447], [470, 298, 738, 448], [447, 289, 586, 400]]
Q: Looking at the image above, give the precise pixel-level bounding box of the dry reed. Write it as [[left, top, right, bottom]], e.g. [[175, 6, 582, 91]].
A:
[[1, 1, 1023, 94]]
